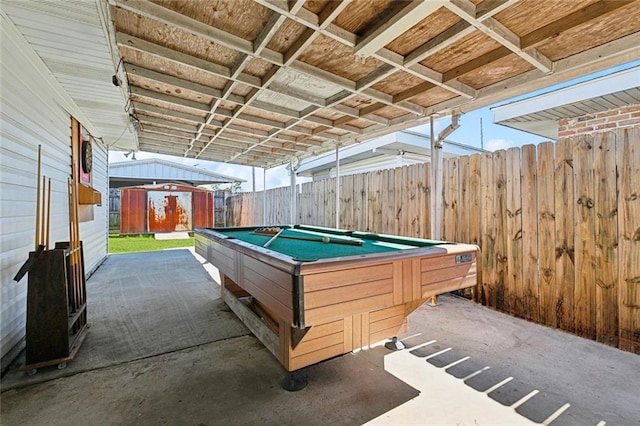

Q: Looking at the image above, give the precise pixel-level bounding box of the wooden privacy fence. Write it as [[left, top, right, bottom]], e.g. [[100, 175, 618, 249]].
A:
[[226, 128, 639, 354]]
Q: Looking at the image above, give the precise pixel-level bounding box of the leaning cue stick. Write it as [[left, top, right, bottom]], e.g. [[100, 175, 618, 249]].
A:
[[263, 228, 285, 248], [73, 180, 82, 311], [35, 145, 42, 250], [67, 179, 76, 311], [74, 180, 85, 311], [45, 177, 51, 249], [40, 176, 46, 247]]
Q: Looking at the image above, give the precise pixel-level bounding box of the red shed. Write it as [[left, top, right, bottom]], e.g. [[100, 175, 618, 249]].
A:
[[120, 183, 214, 234]]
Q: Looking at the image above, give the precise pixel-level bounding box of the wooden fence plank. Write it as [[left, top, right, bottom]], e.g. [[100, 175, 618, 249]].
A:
[[494, 150, 509, 312], [423, 162, 431, 239], [506, 148, 523, 317], [356, 172, 367, 231], [468, 154, 482, 301], [369, 170, 381, 233], [554, 138, 576, 331], [441, 159, 450, 240], [573, 136, 596, 340], [521, 145, 539, 322], [443, 158, 459, 241], [537, 142, 556, 326], [384, 169, 395, 234], [407, 165, 419, 237], [481, 152, 495, 307], [459, 156, 470, 243], [341, 175, 353, 229], [617, 128, 640, 354], [328, 178, 336, 227], [396, 166, 405, 236], [594, 131, 618, 346]]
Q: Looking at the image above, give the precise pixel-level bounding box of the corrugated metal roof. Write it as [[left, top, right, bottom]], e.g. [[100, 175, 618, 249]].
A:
[[492, 66, 640, 139], [1, 0, 137, 150], [109, 158, 244, 187]]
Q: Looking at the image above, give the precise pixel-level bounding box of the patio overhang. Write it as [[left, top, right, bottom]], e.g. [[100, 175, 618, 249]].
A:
[[5, 0, 640, 168]]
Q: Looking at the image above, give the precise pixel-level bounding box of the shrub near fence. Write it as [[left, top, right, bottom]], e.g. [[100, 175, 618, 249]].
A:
[[226, 128, 639, 354]]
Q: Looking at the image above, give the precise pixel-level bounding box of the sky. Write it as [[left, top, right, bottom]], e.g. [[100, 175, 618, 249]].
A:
[[108, 59, 640, 191]]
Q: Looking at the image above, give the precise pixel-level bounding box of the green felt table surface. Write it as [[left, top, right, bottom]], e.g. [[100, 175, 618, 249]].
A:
[[219, 226, 446, 261]]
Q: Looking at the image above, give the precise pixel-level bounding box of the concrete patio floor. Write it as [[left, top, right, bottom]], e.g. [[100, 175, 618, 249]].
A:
[[1, 248, 638, 425]]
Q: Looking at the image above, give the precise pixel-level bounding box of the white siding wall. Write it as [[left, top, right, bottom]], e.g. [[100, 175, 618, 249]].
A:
[[0, 13, 108, 366]]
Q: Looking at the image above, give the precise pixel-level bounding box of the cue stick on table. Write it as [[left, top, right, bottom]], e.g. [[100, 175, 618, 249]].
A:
[[268, 233, 363, 246], [263, 228, 285, 248]]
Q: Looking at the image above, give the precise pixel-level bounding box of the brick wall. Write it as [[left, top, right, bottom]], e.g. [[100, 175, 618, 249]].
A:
[[558, 104, 640, 139]]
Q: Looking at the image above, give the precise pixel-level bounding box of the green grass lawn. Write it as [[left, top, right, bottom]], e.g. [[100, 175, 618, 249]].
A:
[[109, 234, 194, 254]]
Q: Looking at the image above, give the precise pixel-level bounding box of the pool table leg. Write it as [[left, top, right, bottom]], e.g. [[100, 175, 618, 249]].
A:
[[384, 336, 405, 351], [281, 370, 307, 392]]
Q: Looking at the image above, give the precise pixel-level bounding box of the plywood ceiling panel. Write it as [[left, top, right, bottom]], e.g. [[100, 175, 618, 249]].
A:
[[103, 0, 640, 167]]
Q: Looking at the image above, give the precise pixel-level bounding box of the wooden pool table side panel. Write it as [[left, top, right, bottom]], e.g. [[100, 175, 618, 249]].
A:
[[283, 305, 409, 371], [212, 242, 238, 282], [303, 264, 393, 292], [236, 253, 294, 324], [420, 256, 478, 299]]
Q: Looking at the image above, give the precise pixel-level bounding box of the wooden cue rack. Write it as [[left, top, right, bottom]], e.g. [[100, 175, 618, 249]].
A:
[[24, 241, 88, 370]]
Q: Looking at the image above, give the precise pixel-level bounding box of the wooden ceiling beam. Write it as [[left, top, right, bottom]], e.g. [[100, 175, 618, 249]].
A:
[[129, 86, 211, 113], [404, 21, 474, 67], [444, 0, 553, 73], [141, 125, 196, 140], [138, 134, 195, 147], [133, 101, 206, 123], [333, 104, 389, 126], [236, 113, 286, 129], [475, 0, 520, 19], [110, 0, 283, 65], [288, 0, 306, 14], [250, 100, 300, 118], [520, 0, 635, 50], [394, 81, 439, 103], [137, 113, 217, 133], [266, 82, 326, 107], [355, 64, 400, 91], [442, 46, 511, 82], [125, 63, 219, 99], [318, 0, 353, 26], [354, 1, 445, 57], [254, 12, 287, 54], [116, 32, 262, 88]]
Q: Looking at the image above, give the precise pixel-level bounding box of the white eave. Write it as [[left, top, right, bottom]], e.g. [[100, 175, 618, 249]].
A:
[[492, 65, 640, 140], [1, 0, 137, 150]]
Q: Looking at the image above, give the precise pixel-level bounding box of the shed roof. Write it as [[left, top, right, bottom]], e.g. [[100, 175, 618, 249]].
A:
[[492, 65, 640, 139], [119, 182, 212, 192], [109, 158, 244, 187]]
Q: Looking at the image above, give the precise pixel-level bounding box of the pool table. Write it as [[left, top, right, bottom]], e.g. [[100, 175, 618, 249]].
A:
[[195, 225, 478, 372]]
